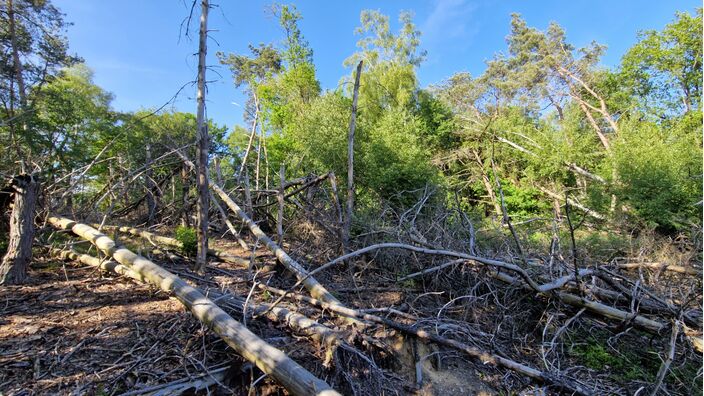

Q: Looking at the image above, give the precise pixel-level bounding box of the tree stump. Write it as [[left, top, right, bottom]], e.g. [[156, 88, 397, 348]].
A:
[[0, 175, 39, 285]]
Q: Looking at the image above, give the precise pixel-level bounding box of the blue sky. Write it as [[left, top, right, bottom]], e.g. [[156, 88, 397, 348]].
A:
[[54, 0, 699, 129]]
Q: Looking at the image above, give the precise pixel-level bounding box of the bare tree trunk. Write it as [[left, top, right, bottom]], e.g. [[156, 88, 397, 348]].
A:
[[7, 0, 26, 108], [255, 126, 262, 191], [47, 217, 341, 396], [214, 156, 223, 185], [344, 60, 362, 252], [213, 156, 226, 231], [578, 101, 611, 151], [144, 142, 157, 225], [328, 172, 344, 248], [277, 164, 285, 245], [472, 150, 502, 217], [180, 164, 190, 227], [194, 0, 210, 272], [263, 136, 270, 191], [244, 168, 252, 218], [0, 175, 38, 285], [236, 94, 259, 183]]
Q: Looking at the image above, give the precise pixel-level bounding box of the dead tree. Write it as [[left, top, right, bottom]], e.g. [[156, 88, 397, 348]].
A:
[[47, 217, 341, 396], [194, 0, 210, 272], [0, 175, 38, 285], [144, 141, 158, 225], [344, 60, 362, 252]]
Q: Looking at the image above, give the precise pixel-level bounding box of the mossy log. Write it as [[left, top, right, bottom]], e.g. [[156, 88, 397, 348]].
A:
[[47, 216, 340, 396]]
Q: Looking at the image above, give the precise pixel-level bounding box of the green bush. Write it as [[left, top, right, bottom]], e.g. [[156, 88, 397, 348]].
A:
[[175, 226, 197, 257], [611, 114, 702, 232]]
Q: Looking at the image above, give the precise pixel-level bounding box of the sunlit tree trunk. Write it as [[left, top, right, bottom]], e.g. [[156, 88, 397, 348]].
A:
[[344, 61, 362, 252], [194, 0, 210, 272], [0, 175, 38, 285]]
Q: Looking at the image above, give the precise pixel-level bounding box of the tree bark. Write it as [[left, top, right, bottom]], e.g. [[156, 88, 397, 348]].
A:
[[95, 223, 248, 265], [47, 217, 340, 396], [472, 149, 502, 217], [236, 93, 259, 183], [277, 164, 285, 245], [211, 183, 344, 307], [194, 0, 210, 272], [0, 175, 38, 285], [7, 0, 27, 108], [344, 61, 362, 252], [180, 164, 190, 227], [144, 142, 158, 225]]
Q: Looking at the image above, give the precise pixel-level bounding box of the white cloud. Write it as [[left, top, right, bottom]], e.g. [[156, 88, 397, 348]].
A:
[[422, 0, 478, 44]]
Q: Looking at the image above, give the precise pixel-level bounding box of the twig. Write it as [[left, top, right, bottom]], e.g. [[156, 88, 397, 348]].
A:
[[650, 320, 680, 396]]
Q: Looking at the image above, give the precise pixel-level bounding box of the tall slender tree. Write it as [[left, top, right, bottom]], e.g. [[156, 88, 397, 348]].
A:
[[194, 0, 209, 272]]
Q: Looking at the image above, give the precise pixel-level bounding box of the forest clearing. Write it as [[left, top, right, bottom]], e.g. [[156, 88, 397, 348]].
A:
[[0, 1, 702, 395]]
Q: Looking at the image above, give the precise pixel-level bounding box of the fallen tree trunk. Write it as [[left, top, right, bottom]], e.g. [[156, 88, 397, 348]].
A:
[[257, 284, 591, 396], [95, 224, 248, 266], [615, 261, 700, 275], [51, 246, 342, 353], [47, 216, 340, 396], [537, 186, 605, 220], [210, 192, 249, 250], [321, 242, 673, 334], [210, 183, 343, 307]]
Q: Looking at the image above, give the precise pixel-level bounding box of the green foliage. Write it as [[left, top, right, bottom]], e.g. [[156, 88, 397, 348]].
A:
[[611, 114, 702, 231], [33, 64, 116, 170], [621, 8, 703, 115], [359, 109, 438, 205], [174, 226, 197, 257], [500, 182, 550, 219], [274, 4, 313, 66], [344, 10, 426, 68], [216, 44, 282, 89], [0, 0, 81, 175]]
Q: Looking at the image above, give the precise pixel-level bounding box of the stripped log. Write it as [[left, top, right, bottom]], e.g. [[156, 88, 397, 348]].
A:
[[210, 191, 249, 250], [47, 216, 340, 396], [95, 224, 248, 266], [257, 284, 591, 396], [210, 183, 343, 307], [51, 246, 342, 352], [615, 261, 700, 275], [537, 186, 605, 220], [51, 246, 342, 351]]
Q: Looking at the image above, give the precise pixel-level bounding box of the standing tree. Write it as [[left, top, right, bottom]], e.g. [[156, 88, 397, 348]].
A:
[[194, 0, 209, 272], [1, 0, 76, 284], [0, 0, 78, 170], [0, 175, 38, 284], [344, 61, 362, 251]]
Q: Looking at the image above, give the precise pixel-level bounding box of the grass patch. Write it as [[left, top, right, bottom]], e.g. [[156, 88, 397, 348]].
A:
[[569, 332, 659, 383]]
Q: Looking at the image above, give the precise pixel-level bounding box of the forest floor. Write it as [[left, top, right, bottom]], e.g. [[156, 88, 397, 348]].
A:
[[0, 238, 500, 396], [2, 220, 700, 395]]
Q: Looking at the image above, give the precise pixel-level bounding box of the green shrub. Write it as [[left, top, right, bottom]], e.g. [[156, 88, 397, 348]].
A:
[[175, 226, 197, 257]]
